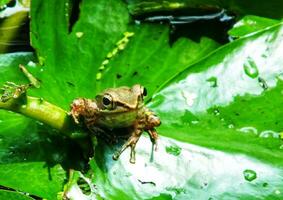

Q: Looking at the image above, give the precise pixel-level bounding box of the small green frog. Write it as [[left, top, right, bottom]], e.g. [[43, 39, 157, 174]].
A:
[[70, 84, 161, 163]]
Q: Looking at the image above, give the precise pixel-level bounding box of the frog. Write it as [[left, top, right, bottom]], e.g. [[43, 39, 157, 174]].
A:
[[70, 84, 161, 163]]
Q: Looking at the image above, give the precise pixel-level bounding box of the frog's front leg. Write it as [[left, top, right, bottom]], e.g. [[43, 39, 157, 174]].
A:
[[112, 126, 142, 164]]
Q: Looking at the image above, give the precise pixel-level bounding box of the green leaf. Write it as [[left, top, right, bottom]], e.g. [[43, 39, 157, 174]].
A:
[[87, 22, 283, 199], [0, 162, 65, 200], [29, 0, 219, 109], [0, 190, 33, 200], [228, 15, 280, 38], [151, 23, 283, 165]]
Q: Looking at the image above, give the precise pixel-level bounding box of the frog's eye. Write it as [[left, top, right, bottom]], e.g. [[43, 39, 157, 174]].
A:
[[142, 87, 147, 97], [102, 94, 115, 110], [103, 97, 111, 105]]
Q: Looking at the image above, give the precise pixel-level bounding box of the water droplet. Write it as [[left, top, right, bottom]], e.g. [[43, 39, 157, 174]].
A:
[[206, 77, 218, 88], [279, 145, 283, 149], [0, 119, 3, 123], [238, 127, 258, 135], [243, 169, 257, 182], [263, 182, 268, 187], [181, 91, 197, 107], [76, 32, 84, 38], [36, 121, 44, 126], [228, 124, 234, 129], [165, 145, 182, 156], [213, 109, 220, 116], [220, 118, 225, 121], [259, 130, 279, 138], [258, 77, 268, 90], [191, 120, 199, 124], [275, 190, 281, 195], [135, 20, 141, 25], [27, 61, 36, 67], [243, 57, 259, 79]]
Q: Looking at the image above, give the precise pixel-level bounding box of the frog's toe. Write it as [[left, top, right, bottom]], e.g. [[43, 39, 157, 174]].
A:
[[112, 153, 119, 160], [129, 144, 136, 164], [112, 130, 141, 163], [147, 129, 158, 150]]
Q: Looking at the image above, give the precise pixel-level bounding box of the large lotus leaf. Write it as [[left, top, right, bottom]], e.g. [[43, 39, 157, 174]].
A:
[[151, 23, 283, 164], [81, 22, 283, 199], [126, 0, 283, 19]]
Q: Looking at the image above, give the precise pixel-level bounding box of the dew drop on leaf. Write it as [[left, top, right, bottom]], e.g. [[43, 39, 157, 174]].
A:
[[165, 145, 182, 156], [259, 130, 279, 138], [275, 190, 281, 195], [258, 77, 268, 90], [238, 127, 258, 135], [262, 182, 268, 187], [214, 109, 220, 116], [76, 32, 84, 38], [206, 76, 218, 87], [243, 169, 257, 182], [243, 57, 259, 79]]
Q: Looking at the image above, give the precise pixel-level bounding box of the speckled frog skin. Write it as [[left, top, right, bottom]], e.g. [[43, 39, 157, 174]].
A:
[[70, 84, 161, 163]]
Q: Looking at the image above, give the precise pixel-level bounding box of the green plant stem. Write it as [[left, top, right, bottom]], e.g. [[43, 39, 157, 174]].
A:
[[0, 95, 85, 137]]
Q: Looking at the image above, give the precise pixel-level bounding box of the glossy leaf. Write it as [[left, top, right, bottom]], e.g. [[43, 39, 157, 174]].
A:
[[0, 162, 65, 200], [228, 15, 279, 38], [0, 190, 33, 200], [29, 0, 219, 109], [85, 22, 283, 199], [151, 22, 283, 164]]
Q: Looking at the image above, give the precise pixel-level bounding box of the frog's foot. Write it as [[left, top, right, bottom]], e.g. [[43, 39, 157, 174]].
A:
[[147, 129, 158, 151], [0, 81, 31, 102], [112, 129, 142, 164]]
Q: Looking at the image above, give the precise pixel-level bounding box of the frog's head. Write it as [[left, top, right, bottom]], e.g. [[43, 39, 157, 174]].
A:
[[95, 84, 147, 113]]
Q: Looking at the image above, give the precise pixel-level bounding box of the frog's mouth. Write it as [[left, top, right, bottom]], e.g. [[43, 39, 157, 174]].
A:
[[100, 103, 144, 113], [99, 107, 138, 114]]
